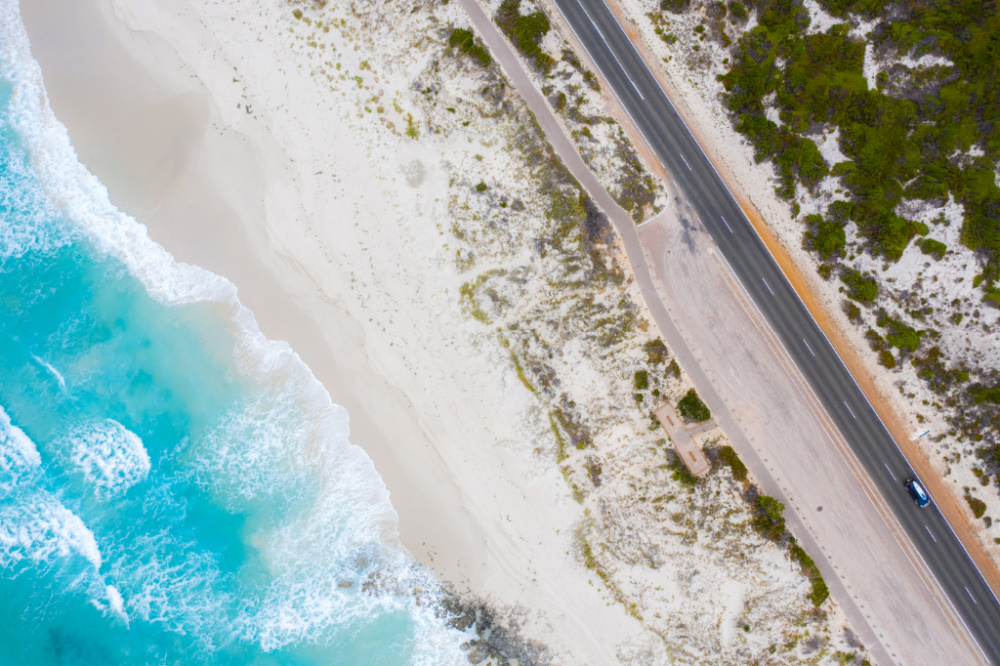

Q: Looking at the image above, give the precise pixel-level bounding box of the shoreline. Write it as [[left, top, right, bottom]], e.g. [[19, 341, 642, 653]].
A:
[[20, 0, 648, 661], [20, 0, 489, 589]]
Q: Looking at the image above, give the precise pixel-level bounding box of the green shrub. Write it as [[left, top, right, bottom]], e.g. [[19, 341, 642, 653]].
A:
[[643, 339, 670, 365], [918, 238, 948, 260], [877, 314, 921, 352], [865, 328, 886, 351], [475, 181, 488, 192], [971, 385, 1000, 405], [661, 0, 691, 11], [966, 492, 987, 519], [448, 28, 492, 68], [758, 495, 784, 522], [634, 370, 649, 390], [677, 388, 711, 422], [789, 541, 830, 607], [753, 494, 786, 542], [728, 1, 748, 21], [718, 446, 748, 482], [841, 268, 878, 303], [879, 349, 897, 368], [803, 214, 846, 259], [844, 300, 861, 321], [666, 452, 700, 487]]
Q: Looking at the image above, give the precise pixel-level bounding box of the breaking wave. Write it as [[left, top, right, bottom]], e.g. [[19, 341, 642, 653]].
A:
[[0, 2, 467, 663]]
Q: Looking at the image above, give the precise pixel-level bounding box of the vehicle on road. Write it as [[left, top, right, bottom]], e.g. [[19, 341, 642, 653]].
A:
[[905, 477, 930, 507]]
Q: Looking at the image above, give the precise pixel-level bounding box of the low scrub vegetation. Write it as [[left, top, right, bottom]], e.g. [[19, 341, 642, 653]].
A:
[[717, 445, 748, 482], [448, 28, 491, 68], [666, 450, 701, 487], [840, 268, 878, 304], [789, 539, 830, 607], [753, 493, 786, 542], [720, 0, 1000, 294], [966, 490, 987, 519], [677, 388, 711, 422], [496, 0, 554, 74]]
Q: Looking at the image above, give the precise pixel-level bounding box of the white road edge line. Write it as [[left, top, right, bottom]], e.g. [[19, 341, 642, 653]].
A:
[[909, 541, 992, 665], [843, 401, 856, 419], [577, 3, 644, 100], [884, 464, 896, 481], [761, 277, 774, 295], [679, 153, 692, 171], [966, 587, 978, 605], [721, 216, 733, 233], [925, 525, 937, 543], [803, 339, 815, 356]]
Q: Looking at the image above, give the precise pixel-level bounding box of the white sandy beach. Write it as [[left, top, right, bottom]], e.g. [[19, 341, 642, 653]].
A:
[[19, 0, 920, 661], [20, 0, 652, 661]]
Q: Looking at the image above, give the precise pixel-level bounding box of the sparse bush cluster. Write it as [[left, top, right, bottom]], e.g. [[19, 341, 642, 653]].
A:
[[720, 0, 1000, 294], [840, 267, 878, 304]]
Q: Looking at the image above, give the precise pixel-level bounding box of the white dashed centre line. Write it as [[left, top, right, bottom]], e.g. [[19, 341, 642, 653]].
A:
[[884, 464, 896, 481], [925, 525, 937, 542], [802, 339, 815, 356], [966, 587, 978, 605], [721, 216, 733, 233], [843, 401, 856, 419], [761, 278, 774, 295], [679, 153, 692, 171]]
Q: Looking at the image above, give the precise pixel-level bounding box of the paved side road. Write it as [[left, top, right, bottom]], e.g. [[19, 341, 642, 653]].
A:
[[455, 0, 996, 662]]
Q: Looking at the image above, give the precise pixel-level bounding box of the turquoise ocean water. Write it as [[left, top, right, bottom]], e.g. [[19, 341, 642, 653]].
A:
[[0, 4, 466, 664]]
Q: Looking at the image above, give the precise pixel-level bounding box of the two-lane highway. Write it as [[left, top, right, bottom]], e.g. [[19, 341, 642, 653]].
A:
[[548, 0, 1000, 661]]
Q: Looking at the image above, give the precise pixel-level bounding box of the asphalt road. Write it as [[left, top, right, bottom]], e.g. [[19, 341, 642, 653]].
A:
[[548, 0, 1000, 661]]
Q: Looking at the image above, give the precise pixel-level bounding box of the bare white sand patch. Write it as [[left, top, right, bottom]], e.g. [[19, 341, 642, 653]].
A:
[[802, 0, 840, 34]]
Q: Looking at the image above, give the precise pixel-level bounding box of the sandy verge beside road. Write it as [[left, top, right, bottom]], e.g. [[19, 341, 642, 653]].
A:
[[21, 0, 648, 661], [638, 200, 981, 664]]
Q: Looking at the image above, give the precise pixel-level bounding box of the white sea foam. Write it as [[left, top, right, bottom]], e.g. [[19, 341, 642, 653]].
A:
[[32, 355, 67, 393], [107, 538, 233, 648], [89, 583, 130, 624], [191, 389, 317, 510], [69, 419, 150, 497], [0, 2, 469, 660], [0, 404, 40, 489], [0, 104, 72, 267], [0, 494, 102, 570], [0, 2, 232, 307]]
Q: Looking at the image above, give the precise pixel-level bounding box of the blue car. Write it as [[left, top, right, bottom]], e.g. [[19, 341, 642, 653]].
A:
[[905, 477, 930, 507]]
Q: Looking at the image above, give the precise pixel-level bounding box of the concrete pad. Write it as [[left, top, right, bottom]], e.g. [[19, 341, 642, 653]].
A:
[[654, 403, 712, 477]]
